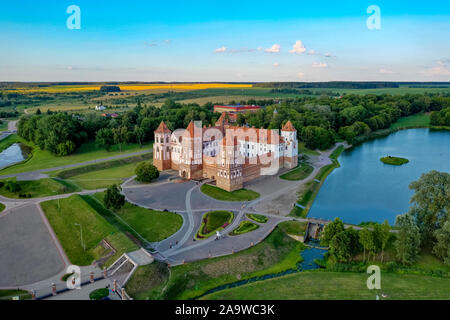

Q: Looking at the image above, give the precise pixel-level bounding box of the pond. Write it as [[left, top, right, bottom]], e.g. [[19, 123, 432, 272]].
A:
[[0, 143, 27, 169], [308, 129, 450, 225]]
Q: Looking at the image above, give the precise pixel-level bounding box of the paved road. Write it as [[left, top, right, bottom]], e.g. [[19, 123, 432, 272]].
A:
[[0, 149, 152, 180], [0, 203, 65, 287]]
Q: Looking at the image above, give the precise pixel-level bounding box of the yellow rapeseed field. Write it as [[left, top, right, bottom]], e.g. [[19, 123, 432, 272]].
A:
[[4, 83, 252, 93]]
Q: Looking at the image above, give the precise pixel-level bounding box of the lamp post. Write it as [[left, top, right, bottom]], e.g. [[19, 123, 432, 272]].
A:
[[75, 223, 85, 251]]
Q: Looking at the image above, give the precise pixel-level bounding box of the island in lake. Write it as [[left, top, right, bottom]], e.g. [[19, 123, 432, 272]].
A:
[[380, 156, 409, 166]]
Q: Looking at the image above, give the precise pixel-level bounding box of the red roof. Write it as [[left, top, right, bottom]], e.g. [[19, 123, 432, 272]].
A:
[[282, 120, 296, 132], [155, 121, 171, 133]]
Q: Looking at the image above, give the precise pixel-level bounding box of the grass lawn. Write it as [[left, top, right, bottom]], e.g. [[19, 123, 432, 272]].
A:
[[201, 271, 450, 300], [246, 213, 268, 223], [200, 184, 259, 202], [278, 220, 308, 236], [0, 289, 31, 300], [61, 161, 144, 190], [0, 202, 5, 212], [128, 224, 305, 300], [0, 178, 80, 198], [92, 192, 183, 242], [279, 163, 314, 181], [380, 156, 409, 165], [298, 142, 320, 156], [0, 137, 152, 175], [230, 221, 259, 236], [197, 210, 234, 239], [125, 262, 170, 300], [390, 113, 430, 129], [40, 194, 137, 266]]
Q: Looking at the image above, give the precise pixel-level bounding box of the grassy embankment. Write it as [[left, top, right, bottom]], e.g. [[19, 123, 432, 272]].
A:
[[200, 184, 260, 202], [0, 202, 5, 212], [229, 221, 259, 236], [0, 290, 31, 301], [279, 163, 314, 181], [196, 210, 234, 239], [380, 156, 409, 165], [0, 178, 80, 198], [0, 134, 28, 153], [290, 145, 345, 218], [91, 192, 183, 242], [201, 271, 450, 300], [126, 221, 306, 300], [51, 153, 152, 190], [40, 194, 138, 267], [0, 136, 152, 175]]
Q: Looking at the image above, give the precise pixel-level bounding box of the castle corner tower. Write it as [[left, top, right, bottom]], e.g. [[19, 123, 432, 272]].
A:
[[281, 120, 298, 169], [153, 121, 172, 171]]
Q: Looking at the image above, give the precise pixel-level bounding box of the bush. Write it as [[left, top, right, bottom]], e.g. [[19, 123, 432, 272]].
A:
[[104, 184, 125, 210], [5, 181, 21, 193], [135, 162, 159, 182], [89, 288, 109, 300]]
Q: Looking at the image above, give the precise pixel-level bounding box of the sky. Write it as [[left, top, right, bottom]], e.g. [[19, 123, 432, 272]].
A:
[[0, 0, 449, 82]]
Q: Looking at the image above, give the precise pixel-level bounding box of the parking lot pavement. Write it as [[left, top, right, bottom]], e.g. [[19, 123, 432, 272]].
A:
[[0, 204, 65, 287]]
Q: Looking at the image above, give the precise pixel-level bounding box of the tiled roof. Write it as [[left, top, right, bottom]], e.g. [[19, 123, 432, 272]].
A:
[[282, 120, 296, 132], [155, 121, 171, 133]]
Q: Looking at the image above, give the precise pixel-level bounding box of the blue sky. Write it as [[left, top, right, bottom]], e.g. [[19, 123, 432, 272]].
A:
[[0, 0, 449, 82]]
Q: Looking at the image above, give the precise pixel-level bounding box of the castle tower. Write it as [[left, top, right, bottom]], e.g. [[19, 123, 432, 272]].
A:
[[153, 121, 172, 171], [216, 135, 243, 192], [178, 121, 203, 180], [281, 120, 298, 169]]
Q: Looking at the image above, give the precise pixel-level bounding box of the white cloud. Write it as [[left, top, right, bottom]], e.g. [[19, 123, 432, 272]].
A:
[[297, 72, 305, 79], [422, 59, 450, 76], [144, 41, 157, 47], [265, 44, 281, 53], [312, 62, 327, 68], [307, 49, 319, 55], [324, 52, 336, 58], [273, 62, 280, 67], [67, 66, 73, 70], [164, 40, 172, 45], [379, 68, 395, 74], [214, 46, 227, 53], [289, 40, 306, 54]]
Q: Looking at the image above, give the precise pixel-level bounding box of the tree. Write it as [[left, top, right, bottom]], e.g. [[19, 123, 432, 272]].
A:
[[113, 126, 128, 153], [395, 214, 421, 265], [359, 227, 374, 262], [135, 162, 159, 182], [433, 219, 450, 266], [408, 170, 450, 245], [104, 184, 125, 210], [35, 108, 41, 115], [329, 231, 351, 263], [321, 217, 345, 246], [96, 128, 114, 151], [301, 126, 335, 150], [378, 220, 391, 263], [134, 125, 145, 147]]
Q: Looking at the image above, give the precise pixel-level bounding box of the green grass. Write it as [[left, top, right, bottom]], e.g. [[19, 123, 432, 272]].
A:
[[133, 225, 305, 300], [126, 262, 170, 300], [230, 221, 259, 236], [246, 213, 268, 223], [92, 192, 183, 242], [201, 271, 450, 300], [0, 137, 152, 175], [40, 194, 137, 266], [200, 184, 260, 202], [390, 113, 430, 129], [278, 220, 308, 236], [279, 163, 314, 181], [380, 156, 409, 166], [0, 289, 31, 300], [0, 202, 5, 212], [197, 210, 234, 239], [60, 161, 146, 190], [298, 142, 320, 156], [0, 178, 80, 198]]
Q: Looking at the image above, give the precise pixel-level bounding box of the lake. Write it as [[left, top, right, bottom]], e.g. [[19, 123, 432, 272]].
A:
[[0, 143, 27, 169], [308, 129, 450, 225]]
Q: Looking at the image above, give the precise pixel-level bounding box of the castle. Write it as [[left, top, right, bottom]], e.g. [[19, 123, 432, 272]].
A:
[[153, 113, 298, 192]]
